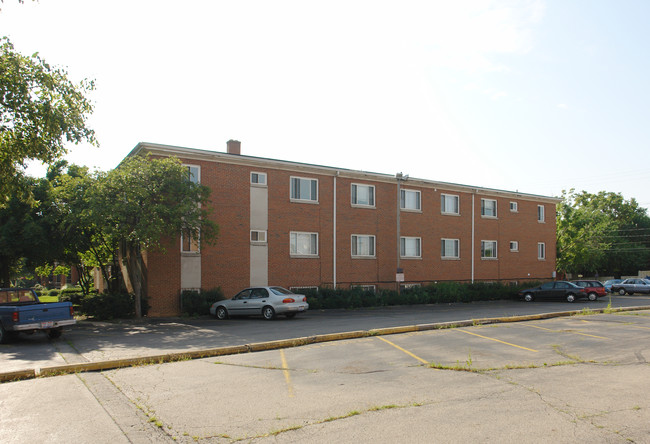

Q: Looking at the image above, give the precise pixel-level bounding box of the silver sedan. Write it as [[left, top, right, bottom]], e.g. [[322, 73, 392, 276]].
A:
[[210, 286, 309, 320]]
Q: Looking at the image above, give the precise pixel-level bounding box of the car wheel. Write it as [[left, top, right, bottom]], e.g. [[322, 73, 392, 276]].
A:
[[262, 306, 276, 320], [285, 313, 296, 319], [215, 306, 228, 320], [47, 328, 62, 339], [524, 293, 534, 302], [588, 292, 597, 301], [618, 288, 626, 296], [566, 294, 576, 303]]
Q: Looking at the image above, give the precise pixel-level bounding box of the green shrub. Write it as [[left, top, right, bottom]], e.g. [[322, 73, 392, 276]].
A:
[[79, 292, 135, 320], [59, 287, 85, 305], [48, 289, 60, 297], [181, 287, 225, 316]]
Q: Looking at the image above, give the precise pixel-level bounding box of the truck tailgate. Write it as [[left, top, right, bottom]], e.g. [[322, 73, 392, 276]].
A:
[[17, 302, 74, 324]]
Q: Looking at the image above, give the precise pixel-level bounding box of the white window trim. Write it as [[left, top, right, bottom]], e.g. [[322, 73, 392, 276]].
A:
[[351, 284, 376, 293], [441, 194, 460, 215], [441, 238, 460, 259], [481, 198, 498, 218], [351, 183, 376, 208], [538, 242, 546, 260], [250, 230, 267, 243], [509, 241, 519, 252], [251, 172, 267, 187], [481, 240, 498, 259], [290, 176, 319, 203], [400, 189, 422, 212], [510, 201, 518, 212], [290, 231, 319, 257], [400, 236, 422, 258], [351, 234, 376, 258], [538, 205, 545, 223], [184, 164, 201, 184], [181, 229, 200, 254]]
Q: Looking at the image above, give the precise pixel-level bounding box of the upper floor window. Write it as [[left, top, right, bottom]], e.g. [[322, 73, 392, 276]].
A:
[[290, 177, 318, 202], [481, 240, 497, 259], [538, 242, 546, 260], [290, 231, 318, 256], [181, 228, 200, 253], [481, 199, 497, 218], [510, 241, 519, 252], [400, 189, 421, 211], [351, 184, 375, 207], [441, 194, 459, 215], [441, 238, 459, 259], [400, 236, 421, 258], [185, 165, 200, 184], [250, 230, 267, 243], [538, 205, 545, 222], [251, 172, 267, 186], [351, 235, 376, 257], [510, 201, 518, 212]]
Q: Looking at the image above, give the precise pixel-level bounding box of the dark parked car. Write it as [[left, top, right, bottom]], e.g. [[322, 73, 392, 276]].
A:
[[570, 280, 607, 301], [518, 281, 588, 303], [610, 278, 650, 295], [603, 279, 623, 293]]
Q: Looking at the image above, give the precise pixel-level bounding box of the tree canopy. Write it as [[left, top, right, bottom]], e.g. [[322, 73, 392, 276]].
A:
[[557, 190, 650, 277], [0, 37, 96, 202]]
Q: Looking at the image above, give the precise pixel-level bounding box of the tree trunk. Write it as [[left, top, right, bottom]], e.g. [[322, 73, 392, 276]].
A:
[[118, 241, 146, 318]]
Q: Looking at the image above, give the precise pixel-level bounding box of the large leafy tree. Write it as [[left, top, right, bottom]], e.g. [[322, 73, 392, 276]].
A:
[[557, 190, 650, 277], [0, 37, 96, 202]]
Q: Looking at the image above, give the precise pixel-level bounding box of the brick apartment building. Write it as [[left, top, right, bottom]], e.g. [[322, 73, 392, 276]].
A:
[[127, 140, 559, 317]]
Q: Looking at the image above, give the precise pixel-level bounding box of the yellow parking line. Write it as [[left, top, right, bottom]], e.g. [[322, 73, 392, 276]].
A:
[[376, 336, 429, 364], [528, 324, 609, 339], [580, 318, 650, 331], [456, 329, 538, 352], [279, 349, 294, 398]]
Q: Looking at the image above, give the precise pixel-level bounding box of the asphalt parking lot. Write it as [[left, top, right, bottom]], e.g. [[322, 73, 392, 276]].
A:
[[1, 298, 650, 443]]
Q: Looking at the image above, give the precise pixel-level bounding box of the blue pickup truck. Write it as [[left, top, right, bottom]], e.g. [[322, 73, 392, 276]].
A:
[[0, 288, 76, 343]]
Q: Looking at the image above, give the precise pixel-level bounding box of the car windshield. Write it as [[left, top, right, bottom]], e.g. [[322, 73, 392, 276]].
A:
[[270, 287, 294, 295]]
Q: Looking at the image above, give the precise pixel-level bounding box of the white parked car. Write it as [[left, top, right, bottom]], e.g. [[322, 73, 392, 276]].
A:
[[210, 286, 309, 320]]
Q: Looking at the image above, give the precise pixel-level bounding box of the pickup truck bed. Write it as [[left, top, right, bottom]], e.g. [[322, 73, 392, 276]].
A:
[[0, 288, 76, 343]]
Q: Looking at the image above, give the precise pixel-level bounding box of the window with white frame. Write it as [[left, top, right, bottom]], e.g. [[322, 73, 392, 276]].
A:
[[441, 194, 459, 215], [510, 241, 519, 252], [290, 177, 318, 202], [538, 242, 546, 259], [400, 189, 421, 211], [351, 183, 375, 207], [250, 230, 267, 243], [351, 235, 376, 257], [510, 201, 518, 212], [181, 228, 200, 253], [400, 237, 421, 258], [185, 165, 200, 184], [481, 199, 497, 217], [290, 231, 318, 256], [481, 240, 497, 259], [352, 284, 376, 293], [251, 172, 267, 186], [441, 238, 459, 259], [538, 205, 545, 222]]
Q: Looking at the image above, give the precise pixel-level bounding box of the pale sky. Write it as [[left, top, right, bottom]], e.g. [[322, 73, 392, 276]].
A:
[[2, 1, 649, 208]]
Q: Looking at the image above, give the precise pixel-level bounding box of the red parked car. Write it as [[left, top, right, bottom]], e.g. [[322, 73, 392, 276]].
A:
[[570, 280, 607, 301]]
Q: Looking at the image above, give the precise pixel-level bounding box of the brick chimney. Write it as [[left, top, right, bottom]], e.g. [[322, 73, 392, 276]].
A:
[[226, 139, 241, 155]]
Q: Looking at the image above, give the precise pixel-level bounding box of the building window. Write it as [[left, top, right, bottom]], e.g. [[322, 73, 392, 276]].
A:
[[251, 172, 267, 186], [352, 284, 376, 293], [351, 235, 376, 257], [289, 286, 319, 293], [181, 229, 200, 253], [538, 242, 546, 260], [351, 184, 375, 207], [441, 238, 459, 259], [481, 199, 497, 217], [290, 177, 318, 202], [290, 232, 318, 256], [510, 201, 518, 212], [185, 165, 200, 184], [481, 240, 497, 259], [510, 241, 519, 252], [400, 237, 421, 258], [251, 230, 267, 243], [400, 189, 421, 211], [538, 205, 545, 222], [441, 194, 459, 215]]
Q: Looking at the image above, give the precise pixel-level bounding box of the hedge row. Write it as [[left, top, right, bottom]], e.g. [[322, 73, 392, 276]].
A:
[[180, 288, 225, 316]]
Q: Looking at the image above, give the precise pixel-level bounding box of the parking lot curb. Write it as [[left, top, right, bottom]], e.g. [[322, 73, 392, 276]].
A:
[[2, 304, 650, 383]]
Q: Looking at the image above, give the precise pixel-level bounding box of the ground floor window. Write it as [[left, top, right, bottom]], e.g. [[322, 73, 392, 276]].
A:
[[481, 240, 497, 259], [538, 242, 546, 259], [400, 237, 421, 258], [290, 232, 318, 256]]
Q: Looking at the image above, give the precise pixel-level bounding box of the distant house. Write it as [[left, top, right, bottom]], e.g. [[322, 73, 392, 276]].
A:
[[125, 140, 559, 316]]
